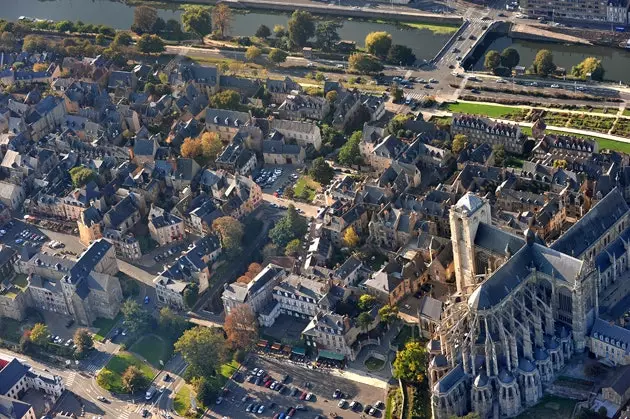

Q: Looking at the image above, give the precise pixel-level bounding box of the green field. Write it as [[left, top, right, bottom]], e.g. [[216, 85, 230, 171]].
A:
[[402, 22, 459, 35], [293, 176, 320, 202], [446, 102, 524, 119], [130, 335, 170, 368], [220, 360, 240, 380], [515, 395, 578, 419], [0, 317, 25, 342], [174, 385, 194, 417], [92, 313, 121, 342], [96, 352, 155, 393]]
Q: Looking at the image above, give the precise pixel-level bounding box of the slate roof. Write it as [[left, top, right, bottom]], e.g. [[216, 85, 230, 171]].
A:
[[0, 358, 29, 394], [335, 256, 362, 280], [133, 138, 158, 157], [434, 364, 465, 393], [474, 223, 525, 256], [609, 365, 630, 396], [205, 108, 250, 127], [0, 395, 32, 419], [596, 227, 630, 272], [418, 296, 442, 321], [551, 187, 628, 258], [591, 318, 630, 350], [454, 192, 484, 215], [468, 242, 583, 311], [70, 239, 112, 283]]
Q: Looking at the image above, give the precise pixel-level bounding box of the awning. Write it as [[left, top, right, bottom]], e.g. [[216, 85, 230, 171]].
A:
[[257, 340, 268, 348], [271, 343, 282, 350], [291, 347, 306, 355], [317, 350, 345, 361]]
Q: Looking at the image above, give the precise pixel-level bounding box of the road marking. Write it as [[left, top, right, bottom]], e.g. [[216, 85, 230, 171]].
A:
[[66, 372, 76, 386]]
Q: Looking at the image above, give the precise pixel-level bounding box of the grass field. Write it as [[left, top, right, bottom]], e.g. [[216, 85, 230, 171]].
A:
[[402, 22, 459, 34], [130, 335, 170, 368], [624, 109, 630, 117], [365, 356, 385, 371], [392, 325, 420, 349], [446, 102, 524, 119], [293, 176, 320, 202], [385, 387, 402, 419], [515, 395, 578, 419], [0, 317, 24, 342], [97, 352, 155, 393], [92, 313, 121, 342], [220, 360, 240, 380]]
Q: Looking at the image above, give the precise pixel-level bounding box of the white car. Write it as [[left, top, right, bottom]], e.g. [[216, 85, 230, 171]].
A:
[[496, 79, 507, 83], [216, 396, 223, 405], [338, 399, 347, 408], [306, 392, 313, 400], [257, 405, 265, 414], [550, 84, 560, 88]]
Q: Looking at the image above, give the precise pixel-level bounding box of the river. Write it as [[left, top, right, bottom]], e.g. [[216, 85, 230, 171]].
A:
[[0, 0, 452, 61], [474, 36, 630, 83]]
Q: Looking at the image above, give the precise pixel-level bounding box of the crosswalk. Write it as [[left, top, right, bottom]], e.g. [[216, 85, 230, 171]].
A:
[[65, 371, 76, 387], [83, 362, 102, 374], [118, 410, 130, 419]]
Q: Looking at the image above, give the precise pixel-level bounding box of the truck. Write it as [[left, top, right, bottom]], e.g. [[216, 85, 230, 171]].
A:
[[145, 385, 156, 400]]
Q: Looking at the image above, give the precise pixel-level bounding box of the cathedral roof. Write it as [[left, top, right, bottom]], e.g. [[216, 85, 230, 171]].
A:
[[474, 222, 525, 256], [468, 243, 583, 311], [433, 364, 465, 394], [544, 335, 560, 350], [518, 358, 536, 372], [533, 347, 549, 361], [473, 371, 489, 387], [498, 369, 515, 384], [430, 354, 448, 368], [551, 187, 628, 258], [454, 192, 484, 215]]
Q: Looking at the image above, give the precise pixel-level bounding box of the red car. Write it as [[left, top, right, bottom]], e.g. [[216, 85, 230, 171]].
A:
[[265, 380, 273, 387], [287, 407, 296, 417], [300, 391, 308, 400], [273, 415, 280, 419]]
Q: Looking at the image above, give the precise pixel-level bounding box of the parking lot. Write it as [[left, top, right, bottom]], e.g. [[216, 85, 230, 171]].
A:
[[0, 219, 48, 250], [210, 354, 386, 419], [254, 165, 302, 197]]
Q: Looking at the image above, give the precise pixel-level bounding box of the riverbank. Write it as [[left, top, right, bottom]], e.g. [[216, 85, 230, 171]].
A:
[[131, 0, 463, 25]]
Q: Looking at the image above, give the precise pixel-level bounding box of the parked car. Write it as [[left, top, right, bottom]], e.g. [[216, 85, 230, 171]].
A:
[[258, 405, 265, 414], [338, 399, 347, 408], [333, 389, 341, 399]]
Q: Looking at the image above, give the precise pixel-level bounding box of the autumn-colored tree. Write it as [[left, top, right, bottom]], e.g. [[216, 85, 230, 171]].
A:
[[212, 216, 244, 256], [247, 263, 262, 278], [224, 304, 258, 350], [236, 275, 252, 284], [33, 63, 48, 72], [181, 137, 203, 159], [200, 132, 223, 161], [30, 323, 49, 346], [122, 365, 149, 393], [343, 226, 360, 248], [393, 341, 427, 383], [212, 3, 233, 38], [451, 134, 467, 154]]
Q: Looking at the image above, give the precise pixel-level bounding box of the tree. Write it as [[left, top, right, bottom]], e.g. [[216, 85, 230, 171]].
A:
[[95, 34, 107, 46], [285, 239, 302, 256], [365, 31, 392, 57], [74, 328, 94, 354], [69, 166, 96, 188], [152, 17, 166, 34], [121, 299, 152, 337], [191, 376, 218, 406], [393, 341, 427, 383], [309, 157, 335, 185], [315, 21, 341, 51], [210, 89, 241, 110], [484, 50, 501, 72], [212, 216, 244, 256], [165, 19, 183, 37], [158, 307, 189, 340], [343, 226, 360, 248], [493, 144, 505, 167], [553, 159, 568, 169], [348, 53, 383, 74], [112, 31, 133, 47], [133, 5, 158, 34], [136, 34, 165, 54], [325, 90, 338, 103], [358, 294, 376, 311], [33, 63, 49, 72], [212, 3, 233, 38], [392, 86, 404, 103], [183, 283, 199, 308], [571, 57, 604, 81], [357, 312, 373, 333], [269, 48, 288, 64], [387, 44, 416, 66], [245, 45, 262, 61], [452, 134, 467, 154], [182, 6, 212, 41], [256, 24, 271, 39], [181, 137, 203, 159], [378, 305, 399, 328], [30, 323, 49, 346], [500, 47, 520, 70], [122, 365, 149, 393], [269, 204, 308, 248], [288, 10, 315, 48], [273, 24, 286, 38], [224, 304, 258, 350], [174, 326, 226, 378], [200, 132, 223, 161], [56, 20, 75, 33], [338, 131, 362, 166], [532, 49, 556, 77]]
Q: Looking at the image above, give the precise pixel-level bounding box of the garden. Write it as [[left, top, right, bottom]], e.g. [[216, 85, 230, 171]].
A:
[[292, 176, 320, 202], [96, 351, 155, 394], [129, 334, 171, 368], [92, 313, 122, 342], [515, 395, 578, 419]]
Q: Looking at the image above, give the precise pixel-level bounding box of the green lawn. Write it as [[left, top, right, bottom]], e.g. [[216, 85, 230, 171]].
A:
[[92, 313, 122, 342], [365, 356, 385, 371], [402, 22, 459, 34], [174, 384, 194, 417], [520, 125, 630, 154], [12, 274, 28, 290], [392, 325, 420, 349], [516, 395, 578, 419], [385, 387, 402, 419], [97, 351, 155, 394], [220, 360, 240, 380], [293, 176, 320, 202], [130, 335, 170, 368], [446, 102, 524, 118], [623, 109, 630, 116]]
